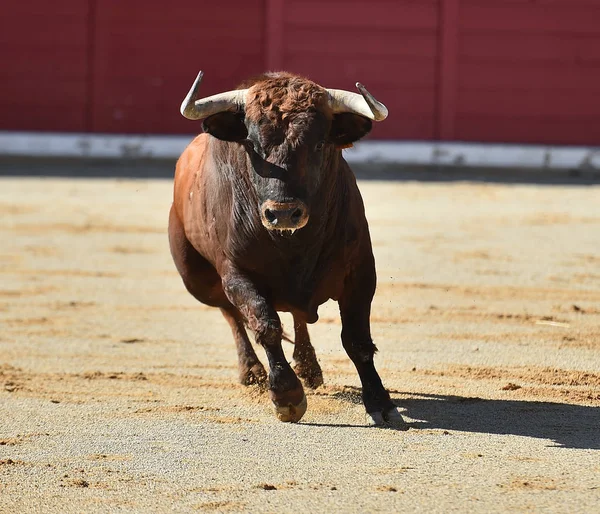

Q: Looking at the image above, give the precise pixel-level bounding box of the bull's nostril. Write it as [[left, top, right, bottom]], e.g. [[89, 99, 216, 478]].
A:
[[291, 208, 303, 223], [264, 208, 277, 224]]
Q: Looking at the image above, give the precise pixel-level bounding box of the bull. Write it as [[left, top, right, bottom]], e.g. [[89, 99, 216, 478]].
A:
[[169, 70, 401, 425]]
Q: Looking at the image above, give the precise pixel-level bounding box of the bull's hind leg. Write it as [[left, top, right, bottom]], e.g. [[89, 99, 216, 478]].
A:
[[220, 307, 267, 386], [292, 314, 323, 389], [339, 253, 403, 427], [169, 206, 266, 386]]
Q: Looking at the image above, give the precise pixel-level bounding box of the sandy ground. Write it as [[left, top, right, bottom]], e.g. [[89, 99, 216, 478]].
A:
[[0, 169, 599, 513]]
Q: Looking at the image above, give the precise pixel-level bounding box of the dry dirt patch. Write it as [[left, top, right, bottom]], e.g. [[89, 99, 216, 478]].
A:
[[1, 176, 599, 513]]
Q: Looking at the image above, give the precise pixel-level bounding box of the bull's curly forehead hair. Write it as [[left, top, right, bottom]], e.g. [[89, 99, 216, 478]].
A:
[[243, 73, 331, 124]]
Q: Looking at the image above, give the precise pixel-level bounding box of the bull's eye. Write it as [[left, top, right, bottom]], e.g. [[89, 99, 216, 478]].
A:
[[315, 141, 326, 152]]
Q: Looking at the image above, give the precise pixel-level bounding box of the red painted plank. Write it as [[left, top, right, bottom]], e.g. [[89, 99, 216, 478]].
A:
[[4, 0, 600, 145], [449, 1, 600, 143], [459, 32, 600, 62], [0, 26, 87, 47], [285, 2, 438, 29], [0, 49, 87, 78], [4, 2, 88, 15], [437, 0, 459, 140], [362, 117, 435, 141], [460, 4, 600, 33], [266, 0, 284, 70], [286, 28, 438, 58], [455, 115, 600, 145], [0, 0, 89, 132], [92, 30, 262, 59], [459, 61, 600, 91], [95, 3, 263, 24], [287, 0, 438, 3], [462, 0, 600, 5], [91, 1, 266, 133], [0, 106, 86, 132], [4, 80, 87, 107], [282, 0, 438, 140], [284, 56, 436, 89], [457, 89, 600, 118]]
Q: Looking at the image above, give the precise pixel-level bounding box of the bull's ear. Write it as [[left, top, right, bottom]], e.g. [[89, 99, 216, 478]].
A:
[[202, 112, 248, 142], [329, 113, 372, 148]]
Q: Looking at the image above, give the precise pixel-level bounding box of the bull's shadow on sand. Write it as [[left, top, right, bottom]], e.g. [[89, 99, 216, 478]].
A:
[[308, 387, 600, 450], [1, 157, 599, 185], [396, 392, 600, 450]]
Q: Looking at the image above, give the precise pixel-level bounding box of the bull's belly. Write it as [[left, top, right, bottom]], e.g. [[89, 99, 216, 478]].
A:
[[272, 284, 341, 324]]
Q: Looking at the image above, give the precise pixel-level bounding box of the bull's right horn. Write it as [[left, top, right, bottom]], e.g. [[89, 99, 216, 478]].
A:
[[180, 71, 248, 120], [326, 83, 388, 121]]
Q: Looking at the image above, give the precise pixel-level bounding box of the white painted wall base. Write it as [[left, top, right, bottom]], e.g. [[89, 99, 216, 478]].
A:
[[0, 131, 599, 170]]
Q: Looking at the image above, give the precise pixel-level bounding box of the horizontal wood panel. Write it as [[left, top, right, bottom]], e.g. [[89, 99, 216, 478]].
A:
[[93, 42, 263, 80], [0, 49, 87, 79], [0, 102, 86, 131], [92, 23, 263, 45], [0, 0, 89, 132], [95, 1, 264, 23], [454, 1, 600, 144], [287, 0, 438, 3], [455, 115, 600, 145], [365, 117, 435, 140], [3, 0, 600, 143], [462, 0, 600, 6], [457, 89, 600, 118], [460, 4, 600, 33], [458, 60, 600, 91], [4, 78, 87, 101], [459, 33, 600, 62], [286, 28, 438, 58], [4, 2, 88, 15], [286, 2, 438, 29], [282, 1, 437, 140], [285, 55, 437, 89], [91, 1, 265, 133], [92, 105, 183, 134], [0, 25, 87, 47], [94, 2, 262, 102]]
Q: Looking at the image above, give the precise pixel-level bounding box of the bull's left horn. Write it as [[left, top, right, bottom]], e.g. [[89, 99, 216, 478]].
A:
[[326, 83, 388, 121], [180, 70, 248, 120]]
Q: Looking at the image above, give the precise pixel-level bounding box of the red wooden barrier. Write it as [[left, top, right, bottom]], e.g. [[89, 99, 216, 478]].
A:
[[0, 1, 90, 131], [1, 0, 600, 145]]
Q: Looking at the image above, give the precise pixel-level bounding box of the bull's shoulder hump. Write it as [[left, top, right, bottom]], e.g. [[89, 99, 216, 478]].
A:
[[173, 134, 211, 215], [175, 134, 210, 181]]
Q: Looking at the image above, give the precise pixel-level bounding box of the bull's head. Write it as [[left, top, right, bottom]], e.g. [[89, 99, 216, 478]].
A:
[[180, 71, 387, 234]]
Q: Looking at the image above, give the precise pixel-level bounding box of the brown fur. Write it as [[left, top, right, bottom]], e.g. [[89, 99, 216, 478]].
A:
[[241, 74, 331, 150], [244, 73, 330, 122]]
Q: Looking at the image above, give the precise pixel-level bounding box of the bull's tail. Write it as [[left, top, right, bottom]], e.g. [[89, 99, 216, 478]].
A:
[[282, 330, 295, 344]]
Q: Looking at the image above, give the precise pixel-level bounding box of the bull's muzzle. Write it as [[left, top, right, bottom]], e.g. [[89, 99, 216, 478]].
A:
[[261, 200, 309, 233]]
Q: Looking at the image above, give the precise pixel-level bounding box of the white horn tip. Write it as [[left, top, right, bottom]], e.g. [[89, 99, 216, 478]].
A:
[[180, 70, 206, 118], [356, 82, 388, 121]]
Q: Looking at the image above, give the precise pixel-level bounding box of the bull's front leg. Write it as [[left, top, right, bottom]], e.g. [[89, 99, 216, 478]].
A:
[[221, 265, 306, 422], [339, 254, 404, 427]]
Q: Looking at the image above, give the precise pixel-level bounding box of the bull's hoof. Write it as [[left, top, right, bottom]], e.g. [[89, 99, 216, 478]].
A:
[[273, 394, 308, 423], [239, 363, 268, 387], [293, 363, 324, 389], [366, 411, 385, 426], [366, 407, 407, 429], [303, 373, 324, 390], [268, 378, 306, 422]]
